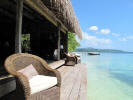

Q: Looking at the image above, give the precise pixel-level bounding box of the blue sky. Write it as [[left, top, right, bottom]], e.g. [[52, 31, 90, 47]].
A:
[[71, 0, 133, 52]]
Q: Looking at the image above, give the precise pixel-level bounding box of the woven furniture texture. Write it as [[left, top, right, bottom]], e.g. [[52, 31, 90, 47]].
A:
[[4, 53, 61, 100]]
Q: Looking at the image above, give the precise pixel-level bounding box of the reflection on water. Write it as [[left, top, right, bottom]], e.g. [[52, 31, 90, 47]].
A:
[[77, 52, 133, 100]]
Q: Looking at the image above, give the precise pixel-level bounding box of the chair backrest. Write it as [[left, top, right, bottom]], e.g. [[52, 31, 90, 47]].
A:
[[65, 52, 75, 57], [4, 53, 49, 75]]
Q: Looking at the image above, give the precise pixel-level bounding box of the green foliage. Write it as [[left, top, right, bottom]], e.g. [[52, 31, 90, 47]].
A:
[[21, 34, 30, 52], [68, 32, 80, 51]]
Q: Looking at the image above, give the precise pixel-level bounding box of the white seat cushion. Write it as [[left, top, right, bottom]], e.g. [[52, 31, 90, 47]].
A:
[[29, 75, 57, 94]]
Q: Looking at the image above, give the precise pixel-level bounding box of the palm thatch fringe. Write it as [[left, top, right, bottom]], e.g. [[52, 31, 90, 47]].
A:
[[42, 0, 82, 39], [25, 0, 82, 39]]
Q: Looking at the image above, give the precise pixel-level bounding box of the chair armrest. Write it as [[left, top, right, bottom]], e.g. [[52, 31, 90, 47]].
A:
[[4, 57, 31, 98], [51, 70, 61, 87], [42, 64, 61, 87], [36, 57, 61, 87], [16, 72, 31, 99]]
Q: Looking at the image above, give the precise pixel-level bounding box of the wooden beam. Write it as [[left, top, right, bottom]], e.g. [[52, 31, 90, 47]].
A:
[[24, 0, 68, 34], [57, 24, 61, 60], [15, 0, 23, 53]]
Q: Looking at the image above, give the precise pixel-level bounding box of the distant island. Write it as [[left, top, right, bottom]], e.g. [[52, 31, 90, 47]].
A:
[[76, 47, 133, 53]]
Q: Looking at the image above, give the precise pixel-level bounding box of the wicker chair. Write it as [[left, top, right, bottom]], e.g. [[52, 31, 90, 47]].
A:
[[73, 53, 81, 64], [4, 53, 61, 100], [64, 53, 77, 66], [65, 53, 81, 66]]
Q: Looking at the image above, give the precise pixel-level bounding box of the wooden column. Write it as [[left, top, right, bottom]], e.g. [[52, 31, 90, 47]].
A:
[[57, 24, 61, 60], [65, 32, 68, 53], [15, 0, 23, 53], [63, 32, 68, 54]]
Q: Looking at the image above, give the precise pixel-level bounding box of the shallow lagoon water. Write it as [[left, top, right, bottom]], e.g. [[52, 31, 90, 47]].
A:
[[77, 52, 133, 100]]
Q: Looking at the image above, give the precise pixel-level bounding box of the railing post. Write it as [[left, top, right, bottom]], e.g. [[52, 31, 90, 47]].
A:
[[66, 31, 68, 53], [15, 0, 23, 53], [57, 24, 61, 60], [63, 31, 68, 53]]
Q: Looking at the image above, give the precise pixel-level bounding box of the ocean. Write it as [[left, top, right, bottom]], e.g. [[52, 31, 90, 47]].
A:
[[77, 52, 133, 100]]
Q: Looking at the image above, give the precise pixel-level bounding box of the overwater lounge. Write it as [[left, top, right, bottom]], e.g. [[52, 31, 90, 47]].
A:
[[0, 0, 86, 100]]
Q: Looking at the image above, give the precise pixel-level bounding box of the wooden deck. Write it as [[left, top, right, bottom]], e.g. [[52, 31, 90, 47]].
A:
[[0, 63, 87, 100], [57, 63, 87, 100]]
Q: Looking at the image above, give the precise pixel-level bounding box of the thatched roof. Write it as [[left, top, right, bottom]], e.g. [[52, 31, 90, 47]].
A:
[[24, 0, 82, 39]]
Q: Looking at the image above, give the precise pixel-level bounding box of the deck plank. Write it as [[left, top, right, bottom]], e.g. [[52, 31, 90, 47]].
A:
[[58, 63, 87, 100], [60, 66, 80, 100], [78, 63, 88, 100], [49, 60, 65, 69], [67, 65, 82, 100]]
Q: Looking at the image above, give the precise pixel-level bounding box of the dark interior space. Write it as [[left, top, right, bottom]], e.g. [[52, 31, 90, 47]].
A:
[[0, 0, 67, 76], [0, 0, 16, 76]]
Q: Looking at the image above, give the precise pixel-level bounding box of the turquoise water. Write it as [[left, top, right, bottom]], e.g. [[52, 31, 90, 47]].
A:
[[78, 52, 133, 100]]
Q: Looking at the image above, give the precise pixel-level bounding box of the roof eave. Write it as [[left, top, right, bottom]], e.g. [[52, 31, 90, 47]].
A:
[[24, 0, 68, 33]]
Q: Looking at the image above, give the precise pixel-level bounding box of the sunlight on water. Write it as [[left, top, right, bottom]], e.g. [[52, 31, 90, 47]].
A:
[[76, 52, 133, 100]]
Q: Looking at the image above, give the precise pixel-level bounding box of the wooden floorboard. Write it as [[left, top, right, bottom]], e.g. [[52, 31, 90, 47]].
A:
[[78, 63, 88, 100], [60, 67, 79, 100], [49, 60, 65, 69], [58, 63, 87, 100], [67, 66, 81, 100]]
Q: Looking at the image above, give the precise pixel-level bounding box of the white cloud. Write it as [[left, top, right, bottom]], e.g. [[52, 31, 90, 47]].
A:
[[119, 38, 127, 41], [112, 33, 120, 37], [89, 26, 98, 31], [127, 36, 133, 39], [118, 36, 133, 41], [89, 26, 111, 35], [82, 32, 111, 46], [100, 29, 111, 34]]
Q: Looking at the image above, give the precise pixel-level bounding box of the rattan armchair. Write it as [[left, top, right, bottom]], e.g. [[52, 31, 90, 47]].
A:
[[64, 53, 77, 66], [64, 53, 81, 66], [4, 53, 61, 100], [73, 53, 81, 64]]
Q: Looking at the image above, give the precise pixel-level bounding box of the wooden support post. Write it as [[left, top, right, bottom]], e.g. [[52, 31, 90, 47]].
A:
[[63, 32, 68, 53], [66, 32, 68, 53], [15, 0, 23, 53], [57, 24, 61, 60]]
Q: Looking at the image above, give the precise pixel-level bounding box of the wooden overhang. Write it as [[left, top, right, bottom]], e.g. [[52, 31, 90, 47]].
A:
[[24, 0, 68, 34]]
